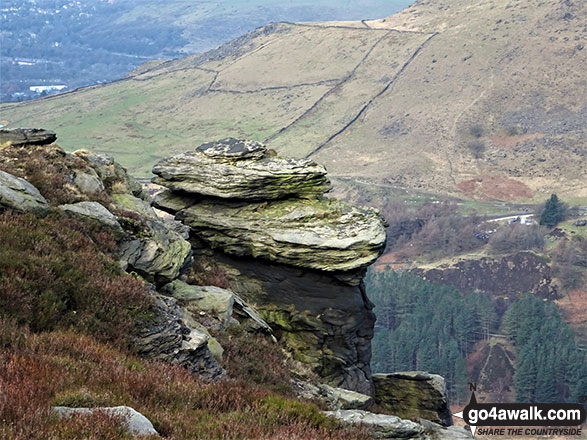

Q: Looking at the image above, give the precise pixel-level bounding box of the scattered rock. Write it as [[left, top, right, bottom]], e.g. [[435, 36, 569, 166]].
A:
[[112, 193, 157, 218], [373, 372, 452, 427], [419, 418, 473, 439], [73, 150, 145, 198], [0, 128, 56, 147], [134, 294, 224, 380], [325, 409, 427, 439], [152, 138, 331, 200], [73, 170, 105, 195], [118, 219, 192, 284], [297, 380, 372, 410], [59, 201, 122, 232], [52, 406, 158, 437], [161, 280, 235, 323], [232, 292, 274, 336], [0, 169, 49, 215], [575, 219, 587, 227]]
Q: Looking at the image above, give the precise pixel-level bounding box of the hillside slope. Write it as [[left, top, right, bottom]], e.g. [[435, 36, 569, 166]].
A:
[[1, 0, 585, 201]]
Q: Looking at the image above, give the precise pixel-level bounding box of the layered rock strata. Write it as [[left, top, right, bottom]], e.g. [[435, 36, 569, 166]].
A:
[[153, 139, 386, 394], [153, 137, 331, 200]]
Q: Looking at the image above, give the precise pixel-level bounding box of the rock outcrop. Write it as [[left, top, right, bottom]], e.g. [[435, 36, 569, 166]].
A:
[[0, 169, 49, 215], [58, 201, 123, 232], [0, 128, 57, 147], [152, 138, 386, 394], [326, 410, 472, 440], [152, 137, 331, 200], [373, 372, 452, 427], [134, 294, 225, 380], [325, 410, 427, 439]]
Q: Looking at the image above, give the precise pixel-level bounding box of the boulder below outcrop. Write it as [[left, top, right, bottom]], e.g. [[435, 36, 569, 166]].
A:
[[326, 410, 473, 440], [0, 128, 56, 146], [53, 406, 158, 437], [373, 372, 452, 427], [59, 201, 123, 232], [118, 218, 192, 284], [0, 169, 49, 215], [325, 410, 427, 439], [133, 294, 225, 380], [161, 280, 235, 323], [152, 138, 331, 200]]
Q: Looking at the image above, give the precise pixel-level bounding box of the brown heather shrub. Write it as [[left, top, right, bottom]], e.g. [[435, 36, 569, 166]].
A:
[[216, 326, 295, 395], [186, 258, 231, 289], [0, 328, 370, 440], [0, 210, 151, 346], [0, 144, 112, 206]]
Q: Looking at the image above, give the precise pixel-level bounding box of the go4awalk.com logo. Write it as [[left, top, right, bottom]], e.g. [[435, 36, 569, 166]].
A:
[[453, 391, 586, 437]]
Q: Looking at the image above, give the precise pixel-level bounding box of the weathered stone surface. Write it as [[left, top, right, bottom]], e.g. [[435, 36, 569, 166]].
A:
[[419, 419, 473, 440], [118, 219, 192, 283], [176, 197, 386, 277], [59, 201, 122, 232], [73, 149, 145, 198], [325, 410, 427, 439], [53, 406, 158, 437], [73, 170, 105, 195], [191, 251, 376, 395], [0, 128, 56, 147], [161, 280, 235, 323], [196, 137, 266, 160], [134, 294, 224, 380], [0, 169, 49, 215], [112, 193, 157, 218], [152, 138, 331, 200], [373, 372, 452, 427], [232, 292, 274, 336], [295, 380, 373, 410], [152, 189, 199, 213]]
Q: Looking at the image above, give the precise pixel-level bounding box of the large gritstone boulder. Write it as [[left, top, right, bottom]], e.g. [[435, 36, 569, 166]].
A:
[[0, 128, 57, 147], [373, 372, 452, 427], [0, 169, 49, 215], [152, 138, 331, 200], [152, 139, 387, 394]]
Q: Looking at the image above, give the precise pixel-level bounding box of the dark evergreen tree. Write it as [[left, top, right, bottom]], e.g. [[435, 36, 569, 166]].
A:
[[540, 194, 566, 227]]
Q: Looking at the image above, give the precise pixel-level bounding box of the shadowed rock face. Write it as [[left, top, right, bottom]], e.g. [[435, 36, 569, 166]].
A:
[[152, 138, 331, 200], [153, 139, 386, 393], [0, 128, 57, 147], [192, 248, 377, 395], [373, 372, 452, 427]]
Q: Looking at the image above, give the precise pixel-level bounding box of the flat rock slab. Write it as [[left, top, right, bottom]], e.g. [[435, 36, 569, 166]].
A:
[[325, 409, 427, 439], [373, 372, 452, 427], [53, 406, 158, 437], [176, 197, 386, 274], [59, 201, 122, 231], [0, 169, 49, 215], [0, 128, 56, 146], [152, 138, 331, 200], [196, 137, 266, 160]]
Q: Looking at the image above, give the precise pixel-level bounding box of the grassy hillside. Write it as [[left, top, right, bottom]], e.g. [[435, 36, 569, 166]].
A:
[[1, 0, 585, 202]]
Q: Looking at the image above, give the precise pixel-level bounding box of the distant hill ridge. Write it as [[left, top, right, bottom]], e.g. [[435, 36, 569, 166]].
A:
[[1, 0, 585, 202]]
